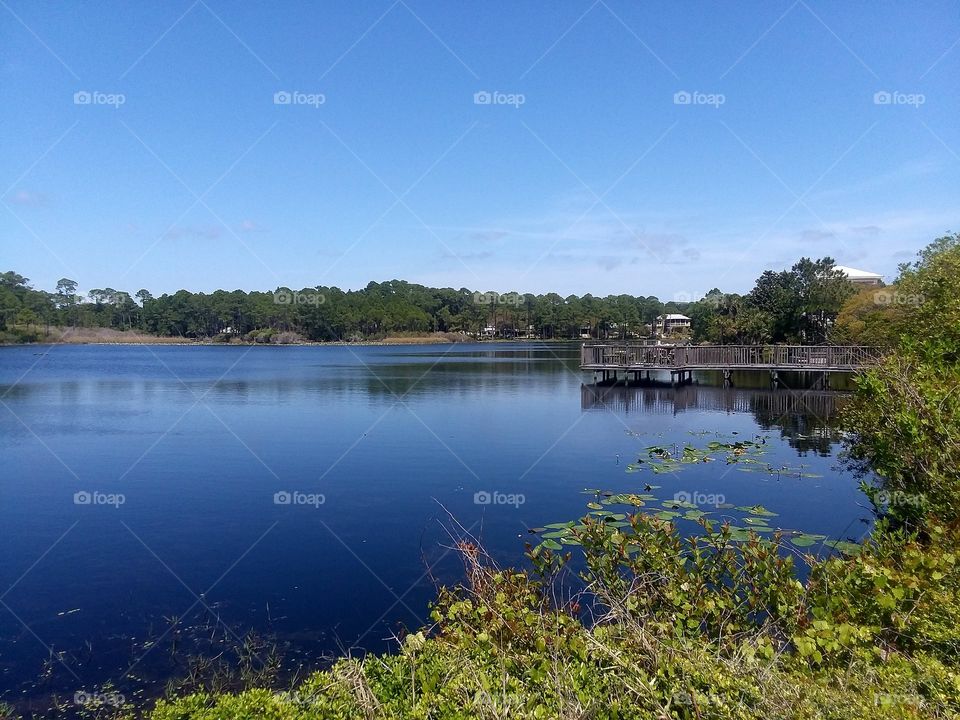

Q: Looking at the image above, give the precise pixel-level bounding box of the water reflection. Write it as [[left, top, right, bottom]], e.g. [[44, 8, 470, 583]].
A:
[[582, 383, 845, 456]]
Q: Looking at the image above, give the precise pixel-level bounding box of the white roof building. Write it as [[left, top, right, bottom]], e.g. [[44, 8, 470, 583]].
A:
[[835, 265, 883, 285], [657, 314, 691, 335]]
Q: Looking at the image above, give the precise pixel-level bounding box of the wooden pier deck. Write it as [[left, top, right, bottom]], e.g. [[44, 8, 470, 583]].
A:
[[581, 343, 881, 386]]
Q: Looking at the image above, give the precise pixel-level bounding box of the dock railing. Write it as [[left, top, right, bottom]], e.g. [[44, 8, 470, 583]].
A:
[[580, 343, 881, 371]]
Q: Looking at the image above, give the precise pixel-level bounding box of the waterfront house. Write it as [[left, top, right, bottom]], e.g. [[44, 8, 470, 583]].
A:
[[657, 313, 691, 336], [835, 265, 883, 286]]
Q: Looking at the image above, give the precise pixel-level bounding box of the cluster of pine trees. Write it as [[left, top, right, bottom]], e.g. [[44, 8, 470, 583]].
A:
[[0, 256, 856, 343]]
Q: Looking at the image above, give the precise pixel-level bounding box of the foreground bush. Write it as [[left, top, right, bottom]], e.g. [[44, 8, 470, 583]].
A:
[[140, 516, 959, 720]]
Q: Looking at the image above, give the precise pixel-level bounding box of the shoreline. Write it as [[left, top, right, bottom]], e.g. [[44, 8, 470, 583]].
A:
[[0, 336, 574, 348]]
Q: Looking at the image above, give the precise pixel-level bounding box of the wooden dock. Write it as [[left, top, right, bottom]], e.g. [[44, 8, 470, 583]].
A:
[[580, 343, 881, 386]]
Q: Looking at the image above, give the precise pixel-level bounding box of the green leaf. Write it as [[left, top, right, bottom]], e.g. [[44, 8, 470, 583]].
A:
[[790, 533, 826, 547], [823, 539, 861, 555], [736, 505, 778, 517], [663, 500, 697, 510]]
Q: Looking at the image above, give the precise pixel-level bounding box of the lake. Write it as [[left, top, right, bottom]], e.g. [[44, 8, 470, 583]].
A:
[[0, 343, 870, 713]]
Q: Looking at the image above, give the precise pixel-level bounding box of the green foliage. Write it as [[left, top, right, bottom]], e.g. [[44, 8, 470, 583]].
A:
[[688, 257, 855, 344], [138, 520, 960, 719], [844, 341, 960, 525], [0, 274, 671, 342], [0, 253, 860, 344], [833, 233, 960, 349], [841, 235, 960, 527]]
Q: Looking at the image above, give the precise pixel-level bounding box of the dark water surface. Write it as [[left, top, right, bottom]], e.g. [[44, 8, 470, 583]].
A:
[[0, 343, 870, 712]]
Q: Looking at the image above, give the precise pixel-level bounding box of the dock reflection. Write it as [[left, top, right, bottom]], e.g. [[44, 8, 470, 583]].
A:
[[581, 384, 847, 456]]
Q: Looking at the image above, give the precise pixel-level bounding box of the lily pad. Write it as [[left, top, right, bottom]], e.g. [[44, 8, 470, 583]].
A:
[[790, 533, 826, 548], [823, 539, 861, 555], [736, 505, 778, 517], [663, 500, 698, 510]]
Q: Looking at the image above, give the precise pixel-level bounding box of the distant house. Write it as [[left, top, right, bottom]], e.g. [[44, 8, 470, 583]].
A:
[[657, 313, 691, 336], [835, 265, 883, 286]]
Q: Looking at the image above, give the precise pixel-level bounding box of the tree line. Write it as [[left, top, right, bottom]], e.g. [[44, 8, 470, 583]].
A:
[[0, 255, 863, 344]]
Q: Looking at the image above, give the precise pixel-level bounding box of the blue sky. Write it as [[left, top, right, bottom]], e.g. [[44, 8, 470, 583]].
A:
[[2, 0, 958, 300]]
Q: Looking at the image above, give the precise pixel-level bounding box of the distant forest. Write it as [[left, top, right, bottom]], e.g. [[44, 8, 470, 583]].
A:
[[0, 257, 858, 344]]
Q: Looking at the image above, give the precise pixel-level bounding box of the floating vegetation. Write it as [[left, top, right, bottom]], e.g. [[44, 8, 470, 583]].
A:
[[625, 435, 819, 479], [737, 505, 778, 517], [531, 439, 859, 556], [823, 539, 862, 555], [789, 533, 828, 548], [532, 484, 854, 556]]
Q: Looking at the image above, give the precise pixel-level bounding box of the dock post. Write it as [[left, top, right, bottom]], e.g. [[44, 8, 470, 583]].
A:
[[770, 370, 779, 389]]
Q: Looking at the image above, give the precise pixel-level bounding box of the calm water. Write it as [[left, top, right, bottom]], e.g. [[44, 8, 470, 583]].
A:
[[0, 343, 870, 712]]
